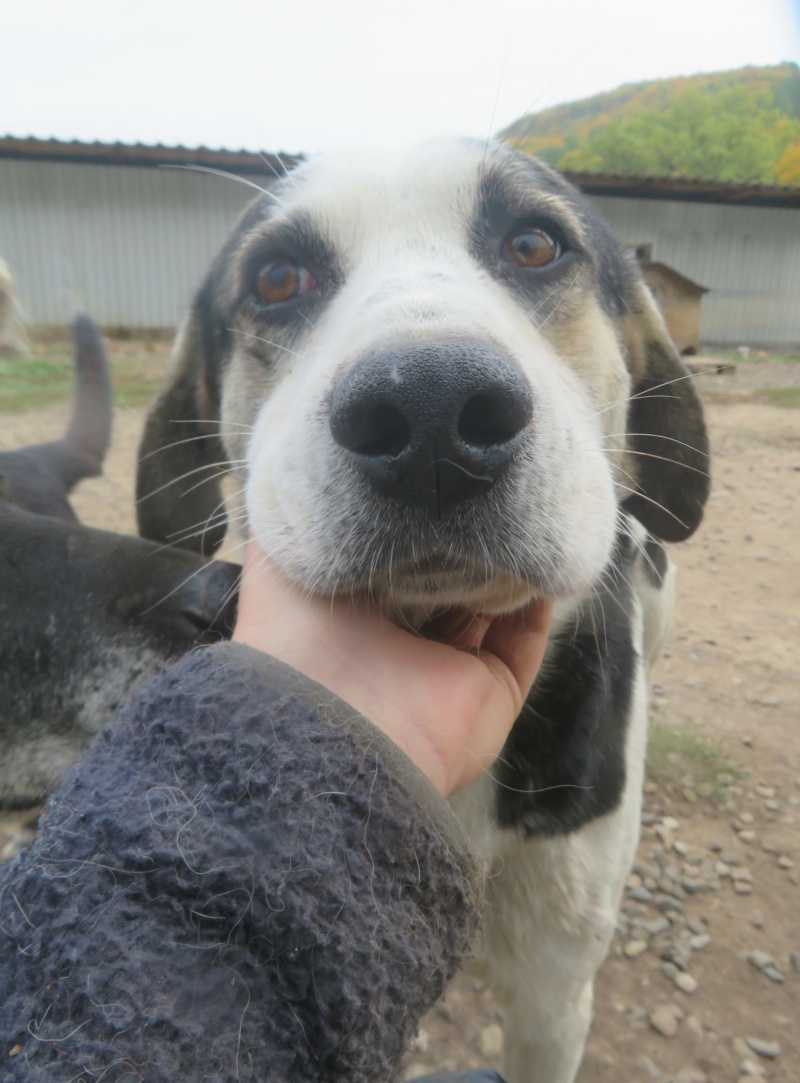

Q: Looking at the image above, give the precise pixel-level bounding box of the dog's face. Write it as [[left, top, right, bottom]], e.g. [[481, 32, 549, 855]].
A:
[[137, 141, 709, 613]]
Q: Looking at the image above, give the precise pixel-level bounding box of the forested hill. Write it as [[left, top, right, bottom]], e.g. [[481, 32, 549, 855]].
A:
[[500, 63, 800, 184]]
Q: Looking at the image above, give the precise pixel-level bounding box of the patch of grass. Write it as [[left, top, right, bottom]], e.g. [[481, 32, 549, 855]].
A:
[[754, 387, 800, 409], [647, 722, 742, 799], [0, 350, 75, 412], [0, 346, 164, 414], [699, 347, 800, 365]]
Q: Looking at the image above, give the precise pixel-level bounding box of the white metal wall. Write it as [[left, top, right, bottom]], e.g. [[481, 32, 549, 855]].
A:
[[590, 196, 800, 348], [1, 157, 798, 346], [0, 158, 255, 327]]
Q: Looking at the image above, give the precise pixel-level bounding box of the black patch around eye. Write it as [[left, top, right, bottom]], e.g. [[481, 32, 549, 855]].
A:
[[473, 152, 639, 320], [469, 175, 584, 312], [239, 211, 341, 321]]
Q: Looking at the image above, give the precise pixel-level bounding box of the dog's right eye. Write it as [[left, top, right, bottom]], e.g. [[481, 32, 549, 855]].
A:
[[256, 262, 317, 305], [503, 227, 561, 269]]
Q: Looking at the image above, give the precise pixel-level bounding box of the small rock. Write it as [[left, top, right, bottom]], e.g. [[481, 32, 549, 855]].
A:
[[755, 786, 775, 798], [629, 886, 653, 903], [745, 1037, 780, 1059], [622, 901, 648, 917], [662, 816, 680, 830], [624, 939, 648, 958], [763, 965, 785, 983], [479, 1023, 504, 1059], [749, 910, 765, 929], [674, 840, 689, 855], [656, 895, 684, 914], [685, 1014, 704, 1038], [673, 1069, 707, 1083], [789, 951, 800, 973], [658, 879, 687, 900], [739, 831, 757, 843], [682, 788, 698, 804], [721, 851, 742, 866], [742, 735, 753, 746], [716, 861, 731, 877], [739, 812, 755, 824], [686, 917, 705, 935], [731, 867, 753, 882], [674, 971, 699, 994], [655, 826, 674, 849], [642, 917, 671, 936], [660, 943, 691, 971], [739, 1057, 767, 1077], [764, 800, 780, 813], [641, 1054, 661, 1080], [734, 881, 754, 894], [746, 950, 774, 971], [650, 1003, 683, 1037], [690, 933, 711, 951], [681, 877, 705, 894], [777, 855, 794, 869]]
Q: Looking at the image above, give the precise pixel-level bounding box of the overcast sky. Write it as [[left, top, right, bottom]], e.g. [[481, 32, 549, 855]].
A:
[[3, 0, 798, 155]]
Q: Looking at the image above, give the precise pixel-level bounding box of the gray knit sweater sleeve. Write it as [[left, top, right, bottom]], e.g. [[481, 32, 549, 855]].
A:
[[0, 642, 481, 1082]]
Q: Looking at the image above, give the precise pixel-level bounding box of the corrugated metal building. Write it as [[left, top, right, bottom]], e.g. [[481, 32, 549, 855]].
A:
[[0, 139, 296, 330], [1, 137, 798, 346]]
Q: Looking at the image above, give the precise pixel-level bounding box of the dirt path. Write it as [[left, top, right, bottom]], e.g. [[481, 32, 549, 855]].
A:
[[2, 358, 798, 1083]]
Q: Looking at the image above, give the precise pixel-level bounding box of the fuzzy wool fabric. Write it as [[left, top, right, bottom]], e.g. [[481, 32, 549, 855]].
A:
[[0, 643, 480, 1082]]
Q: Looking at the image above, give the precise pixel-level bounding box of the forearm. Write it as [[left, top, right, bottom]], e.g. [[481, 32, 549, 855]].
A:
[[0, 643, 480, 1082]]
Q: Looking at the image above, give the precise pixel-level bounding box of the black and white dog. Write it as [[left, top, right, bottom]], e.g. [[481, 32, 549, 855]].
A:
[[136, 141, 709, 1083]]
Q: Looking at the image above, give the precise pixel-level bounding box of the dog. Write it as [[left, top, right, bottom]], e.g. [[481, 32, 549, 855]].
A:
[[136, 140, 709, 1083], [0, 317, 240, 807]]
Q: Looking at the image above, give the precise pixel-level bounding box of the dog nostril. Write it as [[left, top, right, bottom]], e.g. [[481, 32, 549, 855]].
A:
[[458, 389, 531, 449], [333, 402, 412, 458]]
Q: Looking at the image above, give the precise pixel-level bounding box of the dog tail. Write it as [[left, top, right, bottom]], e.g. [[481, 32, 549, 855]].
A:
[[60, 314, 113, 485]]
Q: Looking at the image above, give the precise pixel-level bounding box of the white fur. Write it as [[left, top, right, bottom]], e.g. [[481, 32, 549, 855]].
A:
[[228, 142, 630, 612]]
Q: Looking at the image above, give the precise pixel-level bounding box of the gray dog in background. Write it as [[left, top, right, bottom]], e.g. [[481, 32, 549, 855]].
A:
[[0, 316, 240, 807]]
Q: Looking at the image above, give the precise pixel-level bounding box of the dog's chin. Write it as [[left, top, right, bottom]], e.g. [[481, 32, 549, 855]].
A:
[[376, 570, 539, 617]]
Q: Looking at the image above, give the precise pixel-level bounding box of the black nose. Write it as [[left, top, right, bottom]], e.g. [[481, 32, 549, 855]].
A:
[[329, 343, 533, 518]]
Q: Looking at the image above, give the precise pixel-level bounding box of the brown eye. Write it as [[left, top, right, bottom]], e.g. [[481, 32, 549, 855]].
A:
[[256, 261, 316, 304], [503, 228, 560, 269]]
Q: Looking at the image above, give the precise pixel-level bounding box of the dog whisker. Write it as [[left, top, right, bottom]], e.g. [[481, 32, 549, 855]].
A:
[[160, 164, 283, 204]]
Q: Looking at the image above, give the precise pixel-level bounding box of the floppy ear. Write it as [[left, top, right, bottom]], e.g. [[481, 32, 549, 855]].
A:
[[136, 308, 228, 556], [621, 282, 710, 543]]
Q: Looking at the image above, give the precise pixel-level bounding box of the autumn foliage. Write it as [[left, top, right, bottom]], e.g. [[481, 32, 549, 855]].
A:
[[501, 63, 800, 186]]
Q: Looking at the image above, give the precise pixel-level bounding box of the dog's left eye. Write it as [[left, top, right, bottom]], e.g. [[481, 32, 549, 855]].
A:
[[503, 227, 561, 269], [256, 261, 317, 305]]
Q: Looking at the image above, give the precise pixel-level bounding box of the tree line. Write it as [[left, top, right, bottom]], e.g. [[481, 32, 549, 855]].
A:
[[502, 64, 800, 185]]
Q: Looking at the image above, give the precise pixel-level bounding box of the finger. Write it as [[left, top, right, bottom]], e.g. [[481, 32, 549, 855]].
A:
[[480, 597, 554, 697]]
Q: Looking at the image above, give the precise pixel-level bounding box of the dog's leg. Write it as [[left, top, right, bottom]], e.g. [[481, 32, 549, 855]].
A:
[[479, 813, 638, 1083]]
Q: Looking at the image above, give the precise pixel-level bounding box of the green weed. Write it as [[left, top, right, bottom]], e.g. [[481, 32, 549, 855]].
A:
[[647, 722, 742, 798], [755, 387, 800, 409]]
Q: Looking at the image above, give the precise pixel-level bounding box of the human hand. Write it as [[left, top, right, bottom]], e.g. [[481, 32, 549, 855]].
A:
[[233, 539, 553, 796]]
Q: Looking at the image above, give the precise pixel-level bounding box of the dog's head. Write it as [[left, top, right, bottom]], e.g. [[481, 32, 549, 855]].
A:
[[137, 141, 709, 613]]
